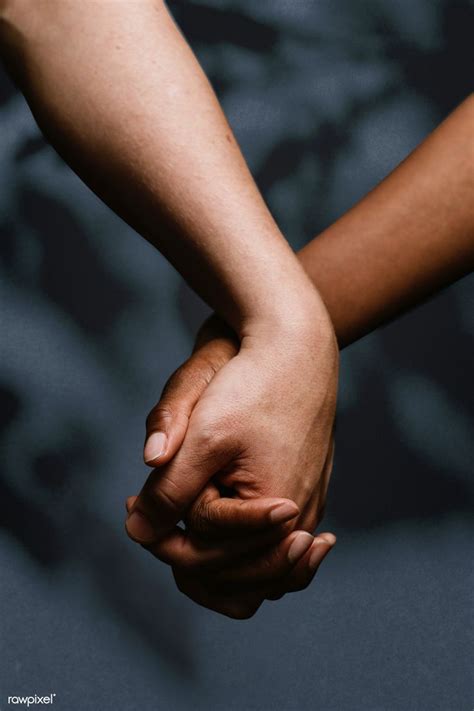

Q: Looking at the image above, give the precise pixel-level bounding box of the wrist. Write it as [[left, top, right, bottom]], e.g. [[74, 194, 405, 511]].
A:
[[240, 282, 334, 347], [239, 289, 338, 410]]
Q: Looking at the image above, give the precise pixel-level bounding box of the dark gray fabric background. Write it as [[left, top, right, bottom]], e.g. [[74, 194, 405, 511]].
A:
[[0, 1, 472, 710]]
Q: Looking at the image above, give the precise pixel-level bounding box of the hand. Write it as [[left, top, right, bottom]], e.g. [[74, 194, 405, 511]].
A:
[[126, 493, 336, 618], [126, 307, 338, 617]]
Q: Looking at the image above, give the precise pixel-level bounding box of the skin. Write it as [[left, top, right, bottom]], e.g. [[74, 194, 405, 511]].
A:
[[0, 0, 338, 611], [129, 96, 474, 617]]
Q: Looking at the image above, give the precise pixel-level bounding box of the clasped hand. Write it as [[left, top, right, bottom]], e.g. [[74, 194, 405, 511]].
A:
[[126, 306, 338, 619]]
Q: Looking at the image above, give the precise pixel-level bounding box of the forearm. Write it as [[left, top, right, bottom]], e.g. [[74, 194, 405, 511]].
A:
[[299, 95, 474, 347], [0, 0, 321, 336]]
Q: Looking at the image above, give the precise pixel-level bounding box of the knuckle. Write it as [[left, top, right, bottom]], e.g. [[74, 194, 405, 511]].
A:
[[158, 539, 193, 569], [161, 364, 189, 395], [198, 423, 224, 451], [197, 351, 230, 379], [187, 500, 213, 535], [162, 356, 215, 397], [146, 405, 174, 431], [192, 422, 230, 462], [150, 479, 183, 516]]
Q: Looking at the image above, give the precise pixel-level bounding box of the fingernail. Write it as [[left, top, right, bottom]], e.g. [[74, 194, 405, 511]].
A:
[[269, 501, 299, 524], [126, 511, 156, 543], [144, 432, 167, 465], [309, 534, 336, 570], [287, 532, 314, 564]]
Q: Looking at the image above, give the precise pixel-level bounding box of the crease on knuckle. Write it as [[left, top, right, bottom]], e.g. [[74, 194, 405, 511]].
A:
[[188, 500, 214, 535], [163, 357, 216, 397], [199, 425, 223, 451], [146, 405, 174, 430], [150, 478, 183, 516], [189, 424, 229, 465], [197, 351, 231, 379]]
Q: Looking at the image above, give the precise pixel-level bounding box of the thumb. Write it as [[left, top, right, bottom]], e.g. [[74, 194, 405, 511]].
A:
[[144, 347, 231, 467], [128, 420, 231, 543]]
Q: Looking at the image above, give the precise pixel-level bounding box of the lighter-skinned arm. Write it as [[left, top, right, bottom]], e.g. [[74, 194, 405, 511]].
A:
[[0, 0, 322, 334], [0, 0, 339, 591]]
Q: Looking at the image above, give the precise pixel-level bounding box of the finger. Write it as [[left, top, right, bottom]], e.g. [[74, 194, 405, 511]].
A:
[[173, 531, 335, 600], [185, 484, 299, 536], [210, 530, 315, 589], [169, 534, 334, 616], [127, 418, 233, 543], [143, 317, 237, 468], [133, 514, 297, 569], [169, 533, 335, 615], [144, 350, 226, 468], [127, 488, 300, 569], [127, 485, 299, 556], [265, 532, 336, 599]]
